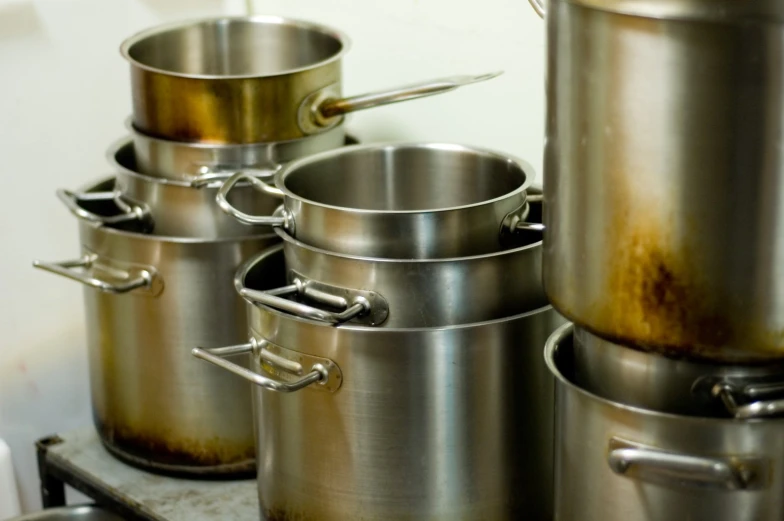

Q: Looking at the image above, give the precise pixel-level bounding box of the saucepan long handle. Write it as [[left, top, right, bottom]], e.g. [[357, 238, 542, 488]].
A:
[[300, 72, 503, 133], [528, 0, 546, 18]]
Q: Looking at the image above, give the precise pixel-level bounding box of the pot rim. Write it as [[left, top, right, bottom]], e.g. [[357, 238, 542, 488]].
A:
[[274, 142, 536, 215], [546, 323, 784, 424], [273, 215, 541, 264], [76, 176, 277, 244], [119, 15, 352, 80]]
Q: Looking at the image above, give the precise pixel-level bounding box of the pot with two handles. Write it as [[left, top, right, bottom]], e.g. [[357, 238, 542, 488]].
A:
[[33, 177, 278, 476], [528, 0, 784, 361], [192, 244, 566, 521], [122, 16, 500, 144], [547, 323, 784, 521], [218, 142, 544, 258], [57, 128, 356, 238]]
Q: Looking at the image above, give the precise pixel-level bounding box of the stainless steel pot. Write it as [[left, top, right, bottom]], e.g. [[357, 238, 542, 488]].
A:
[[192, 244, 565, 521], [531, 0, 784, 361], [548, 323, 784, 521], [58, 133, 357, 238], [33, 177, 278, 476], [218, 142, 541, 258], [129, 118, 346, 181], [573, 326, 784, 418], [241, 197, 545, 327], [122, 16, 499, 143]]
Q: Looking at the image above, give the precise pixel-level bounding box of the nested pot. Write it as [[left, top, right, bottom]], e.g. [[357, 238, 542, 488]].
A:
[[218, 142, 541, 258], [192, 244, 566, 521], [59, 132, 356, 238], [122, 16, 499, 143], [547, 323, 784, 521], [530, 0, 784, 361], [33, 177, 278, 477], [573, 326, 784, 418], [239, 196, 545, 328]]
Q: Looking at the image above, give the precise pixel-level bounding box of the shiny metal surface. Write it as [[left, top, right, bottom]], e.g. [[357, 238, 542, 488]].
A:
[[573, 326, 784, 417], [541, 1, 784, 361], [267, 201, 545, 327], [528, 0, 784, 22], [547, 324, 784, 521], [7, 506, 124, 521], [219, 143, 536, 258], [33, 178, 278, 476], [122, 17, 499, 143], [130, 120, 345, 181], [204, 244, 565, 520]]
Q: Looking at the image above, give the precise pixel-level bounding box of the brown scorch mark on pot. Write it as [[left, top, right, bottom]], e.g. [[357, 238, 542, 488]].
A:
[[264, 506, 314, 521], [94, 417, 255, 477]]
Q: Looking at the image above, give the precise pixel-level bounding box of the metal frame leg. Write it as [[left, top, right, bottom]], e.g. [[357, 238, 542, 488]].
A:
[[36, 436, 67, 507]]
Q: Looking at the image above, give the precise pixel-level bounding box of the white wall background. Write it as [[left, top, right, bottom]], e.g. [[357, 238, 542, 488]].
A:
[[0, 0, 544, 513]]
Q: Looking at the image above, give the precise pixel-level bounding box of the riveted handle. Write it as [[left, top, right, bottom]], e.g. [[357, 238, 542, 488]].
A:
[[608, 438, 760, 490], [192, 338, 342, 393], [32, 254, 160, 295], [57, 189, 151, 230], [299, 72, 503, 133], [712, 380, 784, 420], [215, 171, 288, 226], [240, 285, 369, 325]]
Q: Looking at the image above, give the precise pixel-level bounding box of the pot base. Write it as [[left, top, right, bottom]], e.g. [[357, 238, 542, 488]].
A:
[[99, 438, 256, 480]]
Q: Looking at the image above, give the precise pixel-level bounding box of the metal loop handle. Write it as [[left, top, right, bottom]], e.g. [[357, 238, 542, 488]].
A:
[[608, 446, 752, 490], [528, 0, 546, 18], [191, 342, 325, 393], [712, 381, 784, 420], [32, 254, 152, 294], [215, 171, 287, 226], [57, 189, 149, 226], [240, 284, 369, 325], [189, 166, 281, 189]]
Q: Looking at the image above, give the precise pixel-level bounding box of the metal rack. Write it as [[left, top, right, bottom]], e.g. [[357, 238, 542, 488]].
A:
[[35, 427, 257, 521]]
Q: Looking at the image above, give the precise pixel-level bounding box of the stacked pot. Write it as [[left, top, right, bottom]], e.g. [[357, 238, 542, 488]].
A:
[[530, 1, 784, 520], [32, 16, 501, 479], [191, 141, 564, 520]]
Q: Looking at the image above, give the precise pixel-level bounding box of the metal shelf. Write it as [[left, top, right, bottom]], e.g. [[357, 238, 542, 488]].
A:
[[36, 427, 258, 521]]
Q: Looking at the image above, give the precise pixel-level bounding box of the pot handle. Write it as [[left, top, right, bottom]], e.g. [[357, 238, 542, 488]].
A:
[[239, 286, 369, 325], [608, 439, 758, 490], [215, 171, 288, 226], [528, 0, 545, 18], [57, 188, 150, 228], [32, 254, 157, 294], [191, 340, 339, 393], [300, 72, 503, 133], [712, 381, 784, 420]]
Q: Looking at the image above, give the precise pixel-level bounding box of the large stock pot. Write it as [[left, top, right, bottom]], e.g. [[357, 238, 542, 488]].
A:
[[122, 16, 499, 143], [547, 323, 784, 521], [530, 0, 784, 361], [193, 244, 565, 521], [33, 178, 278, 476], [239, 196, 545, 328], [218, 142, 541, 258]]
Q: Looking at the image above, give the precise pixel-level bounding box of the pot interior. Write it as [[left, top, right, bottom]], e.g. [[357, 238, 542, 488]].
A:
[[124, 18, 345, 76], [283, 144, 528, 211]]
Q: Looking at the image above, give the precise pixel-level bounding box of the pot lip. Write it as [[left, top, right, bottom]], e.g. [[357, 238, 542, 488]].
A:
[[273, 215, 541, 263], [74, 176, 278, 244], [274, 142, 536, 215], [119, 15, 351, 80], [546, 323, 784, 424]]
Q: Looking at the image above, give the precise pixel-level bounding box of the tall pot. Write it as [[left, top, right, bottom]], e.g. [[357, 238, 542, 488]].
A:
[[33, 178, 278, 476], [532, 0, 784, 361], [122, 16, 499, 143], [193, 244, 566, 520], [547, 323, 784, 521]]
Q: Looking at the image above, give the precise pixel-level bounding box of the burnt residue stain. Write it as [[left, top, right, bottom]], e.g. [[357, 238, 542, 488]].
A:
[[599, 222, 737, 362], [264, 507, 314, 521], [94, 416, 255, 478]]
